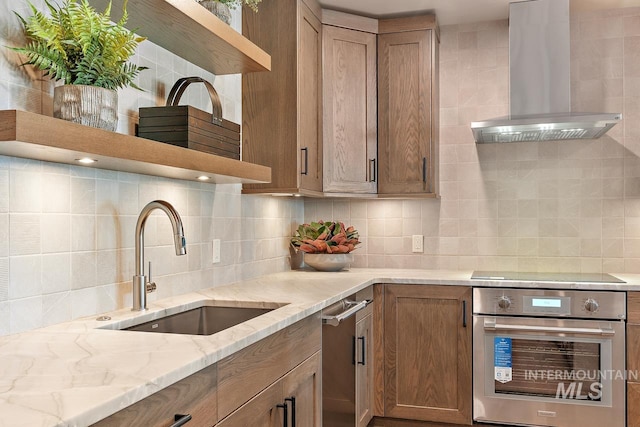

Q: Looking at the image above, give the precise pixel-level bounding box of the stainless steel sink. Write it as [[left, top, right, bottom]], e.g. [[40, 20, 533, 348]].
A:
[[121, 305, 275, 336]]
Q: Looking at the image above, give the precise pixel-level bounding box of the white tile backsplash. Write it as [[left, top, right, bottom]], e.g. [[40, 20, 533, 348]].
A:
[[41, 214, 71, 254], [10, 214, 40, 256], [9, 255, 41, 299]]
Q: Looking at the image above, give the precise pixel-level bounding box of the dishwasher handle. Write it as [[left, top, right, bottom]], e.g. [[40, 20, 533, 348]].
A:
[[322, 300, 369, 327]]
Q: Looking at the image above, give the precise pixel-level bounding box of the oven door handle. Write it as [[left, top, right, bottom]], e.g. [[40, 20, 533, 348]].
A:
[[483, 320, 615, 336], [322, 300, 369, 327]]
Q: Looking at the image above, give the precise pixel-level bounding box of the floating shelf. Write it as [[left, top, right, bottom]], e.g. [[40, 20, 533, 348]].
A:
[[0, 110, 271, 184], [91, 0, 271, 75]]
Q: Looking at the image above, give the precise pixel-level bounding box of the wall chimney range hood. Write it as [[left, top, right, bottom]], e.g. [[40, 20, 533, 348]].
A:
[[471, 0, 622, 144]]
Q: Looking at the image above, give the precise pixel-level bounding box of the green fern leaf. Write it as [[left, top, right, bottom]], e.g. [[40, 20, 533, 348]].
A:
[[10, 0, 147, 90]]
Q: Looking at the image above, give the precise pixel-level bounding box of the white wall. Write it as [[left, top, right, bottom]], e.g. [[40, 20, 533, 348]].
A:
[[307, 8, 640, 274], [0, 1, 303, 335]]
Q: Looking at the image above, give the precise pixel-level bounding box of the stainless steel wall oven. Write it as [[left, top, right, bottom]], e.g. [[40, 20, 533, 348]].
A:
[[473, 288, 626, 427]]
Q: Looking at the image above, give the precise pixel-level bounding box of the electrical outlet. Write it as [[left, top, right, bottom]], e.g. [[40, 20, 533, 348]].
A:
[[212, 239, 221, 264], [412, 235, 424, 253]]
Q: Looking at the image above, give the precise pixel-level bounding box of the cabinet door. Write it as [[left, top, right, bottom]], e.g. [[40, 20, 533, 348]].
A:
[[216, 380, 284, 427], [383, 285, 472, 424], [298, 0, 323, 192], [356, 313, 374, 427], [323, 25, 377, 194], [630, 382, 640, 427], [378, 30, 435, 195], [282, 352, 322, 427]]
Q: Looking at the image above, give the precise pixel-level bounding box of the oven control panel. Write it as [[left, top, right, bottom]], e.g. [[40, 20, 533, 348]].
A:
[[473, 288, 626, 320]]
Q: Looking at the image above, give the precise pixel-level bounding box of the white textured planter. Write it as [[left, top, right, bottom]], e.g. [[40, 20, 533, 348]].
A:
[[304, 253, 354, 272], [198, 0, 232, 25], [53, 85, 118, 132]]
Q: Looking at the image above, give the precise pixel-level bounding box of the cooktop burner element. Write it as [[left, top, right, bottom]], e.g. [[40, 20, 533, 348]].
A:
[[471, 271, 625, 283]]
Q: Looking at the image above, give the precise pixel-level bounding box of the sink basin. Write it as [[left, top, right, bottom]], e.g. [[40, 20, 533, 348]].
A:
[[120, 305, 276, 336]]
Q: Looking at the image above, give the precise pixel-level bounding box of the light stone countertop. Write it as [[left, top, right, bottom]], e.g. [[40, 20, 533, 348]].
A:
[[1, 268, 639, 427]]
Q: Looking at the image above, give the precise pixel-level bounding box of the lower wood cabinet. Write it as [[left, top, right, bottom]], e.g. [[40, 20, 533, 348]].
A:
[[628, 292, 640, 427], [91, 362, 218, 427], [378, 284, 472, 425], [93, 314, 321, 427], [356, 311, 374, 427], [217, 352, 321, 427], [629, 382, 640, 427]]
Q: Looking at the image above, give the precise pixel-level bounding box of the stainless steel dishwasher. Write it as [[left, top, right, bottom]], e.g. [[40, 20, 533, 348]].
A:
[[322, 286, 373, 427]]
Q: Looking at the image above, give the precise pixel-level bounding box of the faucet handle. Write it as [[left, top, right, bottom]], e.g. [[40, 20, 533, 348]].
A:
[[146, 261, 156, 293]]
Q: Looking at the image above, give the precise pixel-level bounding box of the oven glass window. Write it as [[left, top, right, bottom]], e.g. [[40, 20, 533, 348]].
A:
[[494, 338, 602, 401]]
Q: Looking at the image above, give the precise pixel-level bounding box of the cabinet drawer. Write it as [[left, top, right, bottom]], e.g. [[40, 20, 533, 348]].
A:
[[91, 363, 218, 427], [217, 313, 322, 419]]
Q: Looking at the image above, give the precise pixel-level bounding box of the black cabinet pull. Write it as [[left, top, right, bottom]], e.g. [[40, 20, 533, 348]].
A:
[[277, 402, 288, 427], [170, 414, 192, 427], [462, 300, 467, 328], [358, 336, 366, 365], [369, 158, 376, 182], [351, 336, 356, 365], [301, 148, 308, 175], [422, 157, 427, 183], [285, 397, 296, 427]]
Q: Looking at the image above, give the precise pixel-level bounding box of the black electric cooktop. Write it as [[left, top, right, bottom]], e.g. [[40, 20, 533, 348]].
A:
[[471, 271, 626, 283]]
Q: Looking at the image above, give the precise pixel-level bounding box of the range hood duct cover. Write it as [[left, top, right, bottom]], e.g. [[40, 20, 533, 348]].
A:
[[471, 0, 622, 144]]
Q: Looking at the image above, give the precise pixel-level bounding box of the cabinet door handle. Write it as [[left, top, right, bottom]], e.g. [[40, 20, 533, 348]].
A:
[[422, 157, 427, 184], [285, 397, 296, 427], [358, 336, 366, 365], [369, 158, 376, 182], [300, 148, 308, 175], [170, 414, 192, 427], [277, 402, 288, 427], [462, 300, 467, 328]]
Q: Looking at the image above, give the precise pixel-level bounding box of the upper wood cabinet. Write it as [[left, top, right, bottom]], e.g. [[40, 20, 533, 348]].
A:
[[378, 17, 439, 197], [242, 0, 323, 195], [381, 284, 471, 424], [322, 24, 377, 194]]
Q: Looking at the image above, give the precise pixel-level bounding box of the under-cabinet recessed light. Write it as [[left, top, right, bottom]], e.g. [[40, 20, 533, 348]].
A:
[[76, 158, 97, 164], [196, 175, 210, 181]]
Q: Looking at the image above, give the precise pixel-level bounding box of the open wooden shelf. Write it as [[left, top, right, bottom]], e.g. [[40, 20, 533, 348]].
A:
[[91, 0, 271, 75], [0, 110, 271, 184]]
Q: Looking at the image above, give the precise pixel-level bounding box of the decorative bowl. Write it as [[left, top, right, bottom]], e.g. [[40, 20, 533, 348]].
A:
[[304, 253, 354, 272]]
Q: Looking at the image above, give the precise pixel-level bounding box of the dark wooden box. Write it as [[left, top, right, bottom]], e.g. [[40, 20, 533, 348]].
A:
[[138, 105, 240, 160]]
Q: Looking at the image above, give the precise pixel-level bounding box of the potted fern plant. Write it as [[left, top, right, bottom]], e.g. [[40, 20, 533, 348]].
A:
[[11, 0, 147, 131]]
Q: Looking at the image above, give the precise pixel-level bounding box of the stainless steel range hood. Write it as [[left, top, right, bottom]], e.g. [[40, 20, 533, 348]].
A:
[[471, 0, 622, 144]]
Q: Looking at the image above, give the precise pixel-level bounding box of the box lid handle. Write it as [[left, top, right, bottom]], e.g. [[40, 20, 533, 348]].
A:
[[166, 77, 223, 125]]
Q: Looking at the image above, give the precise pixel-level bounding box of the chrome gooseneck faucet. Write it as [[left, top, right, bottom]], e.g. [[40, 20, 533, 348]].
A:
[[133, 200, 187, 311]]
